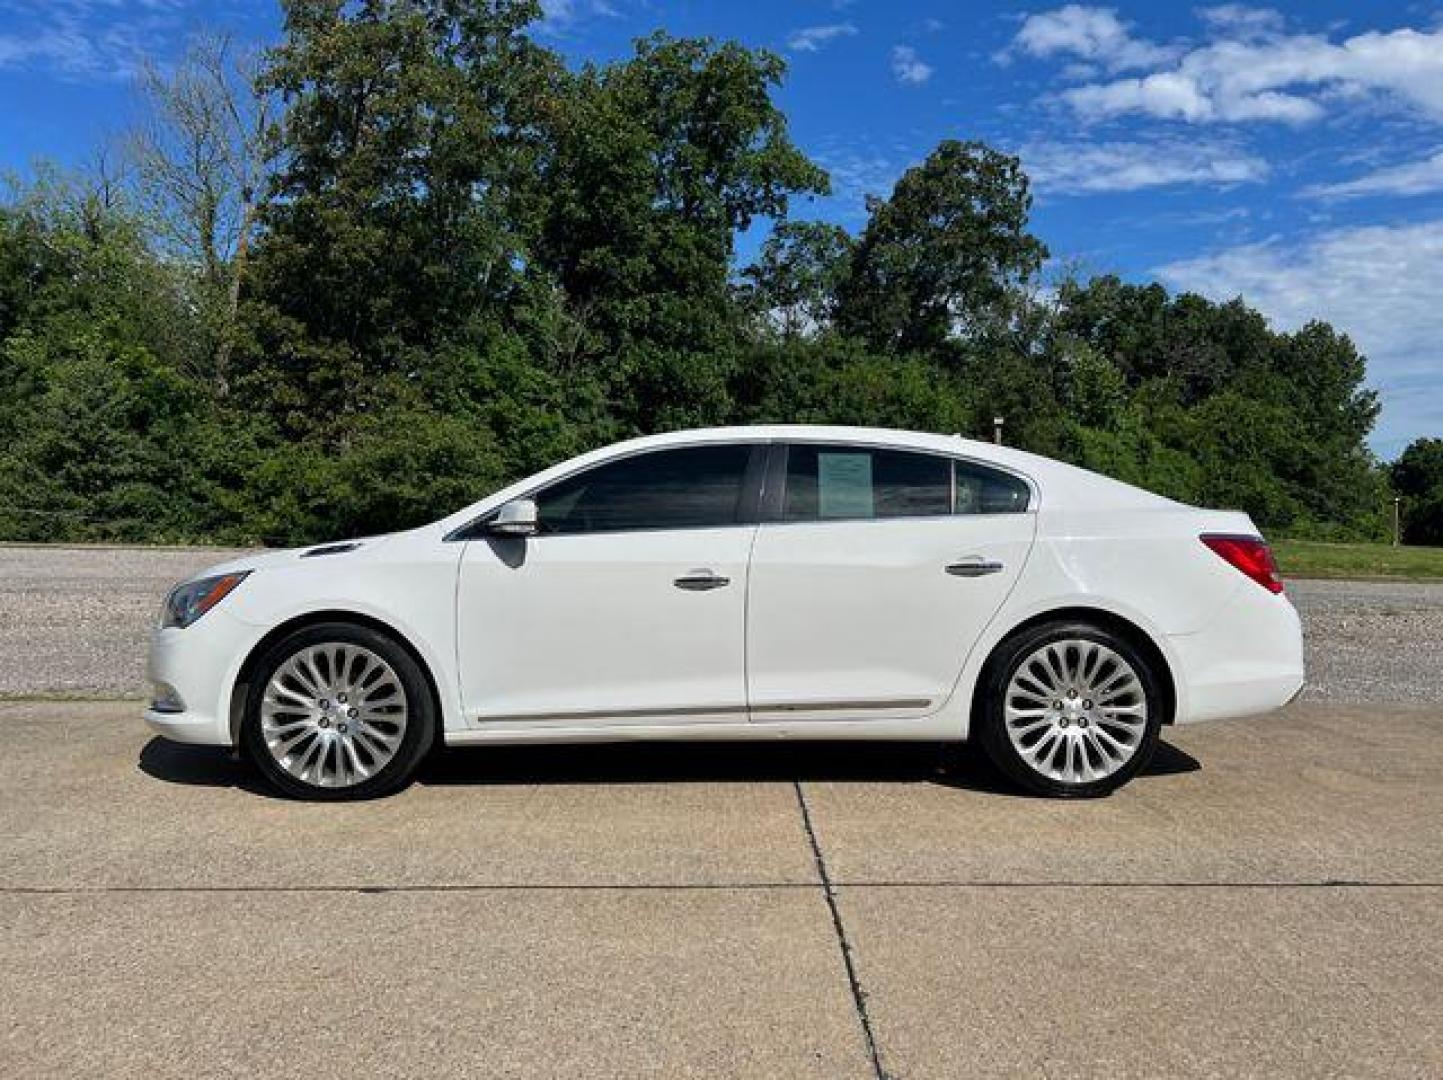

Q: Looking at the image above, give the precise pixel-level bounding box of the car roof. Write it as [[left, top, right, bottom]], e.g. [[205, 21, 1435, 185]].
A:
[[605, 424, 1054, 478]]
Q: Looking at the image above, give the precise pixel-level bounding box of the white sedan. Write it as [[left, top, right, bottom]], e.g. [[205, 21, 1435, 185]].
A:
[[146, 425, 1304, 799]]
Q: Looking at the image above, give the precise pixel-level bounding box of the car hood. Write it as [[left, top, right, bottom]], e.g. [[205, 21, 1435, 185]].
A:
[[180, 533, 400, 584]]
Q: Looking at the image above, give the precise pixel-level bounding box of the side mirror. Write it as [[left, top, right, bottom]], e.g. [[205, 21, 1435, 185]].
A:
[[486, 498, 539, 538]]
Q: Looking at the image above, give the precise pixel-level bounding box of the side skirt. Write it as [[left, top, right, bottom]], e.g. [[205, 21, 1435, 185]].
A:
[[444, 715, 961, 746]]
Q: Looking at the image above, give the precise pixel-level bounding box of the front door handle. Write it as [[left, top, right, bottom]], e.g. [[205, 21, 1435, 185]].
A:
[[946, 558, 1004, 578], [674, 569, 731, 591]]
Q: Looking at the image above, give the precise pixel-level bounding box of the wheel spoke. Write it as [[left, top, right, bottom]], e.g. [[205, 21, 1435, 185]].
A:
[[1092, 723, 1133, 756], [269, 726, 312, 757], [353, 727, 391, 762], [358, 721, 400, 749], [1006, 700, 1049, 716], [1009, 683, 1052, 706], [1028, 727, 1060, 766], [342, 737, 369, 781], [1009, 716, 1052, 738], [1082, 727, 1112, 766], [1042, 646, 1067, 690], [295, 734, 324, 778], [302, 651, 330, 695], [268, 681, 314, 707], [283, 659, 319, 697], [1093, 667, 1135, 700]]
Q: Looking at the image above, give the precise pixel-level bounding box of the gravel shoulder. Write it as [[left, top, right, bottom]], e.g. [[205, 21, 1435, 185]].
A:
[[0, 545, 252, 697], [1288, 578, 1443, 705], [3, 546, 1442, 704]]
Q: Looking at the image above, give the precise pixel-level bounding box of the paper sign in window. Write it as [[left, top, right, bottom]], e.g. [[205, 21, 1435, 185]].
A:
[[817, 452, 874, 518]]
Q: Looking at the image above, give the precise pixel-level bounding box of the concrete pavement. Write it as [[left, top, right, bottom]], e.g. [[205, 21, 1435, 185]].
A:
[[7, 888, 871, 1079], [843, 884, 1442, 1079], [2, 698, 1440, 1077]]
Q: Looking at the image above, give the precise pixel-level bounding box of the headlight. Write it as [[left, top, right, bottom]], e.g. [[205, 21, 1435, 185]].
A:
[[162, 572, 250, 629]]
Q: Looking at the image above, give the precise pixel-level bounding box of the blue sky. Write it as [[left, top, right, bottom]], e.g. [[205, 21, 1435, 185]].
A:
[[2, 1, 1442, 456]]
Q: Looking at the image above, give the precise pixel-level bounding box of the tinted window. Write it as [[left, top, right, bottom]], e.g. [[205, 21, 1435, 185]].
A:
[[784, 446, 951, 520], [782, 445, 1030, 520], [535, 445, 753, 534], [955, 462, 1030, 514]]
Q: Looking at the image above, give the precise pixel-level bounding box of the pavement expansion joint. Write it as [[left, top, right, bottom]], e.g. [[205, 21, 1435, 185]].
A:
[[793, 780, 890, 1080], [3, 880, 1439, 896]]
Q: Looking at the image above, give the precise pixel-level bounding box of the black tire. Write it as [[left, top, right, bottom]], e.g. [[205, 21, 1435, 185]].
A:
[[241, 621, 437, 801], [976, 620, 1163, 798]]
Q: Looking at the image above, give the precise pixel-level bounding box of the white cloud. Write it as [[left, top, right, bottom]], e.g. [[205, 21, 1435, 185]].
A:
[[787, 24, 858, 53], [539, 0, 626, 31], [1022, 139, 1268, 193], [1008, 5, 1178, 72], [1010, 6, 1443, 126], [891, 45, 933, 85], [1197, 5, 1286, 39], [0, 0, 186, 80], [1158, 220, 1443, 454], [813, 148, 900, 219], [0, 30, 90, 71], [1303, 149, 1443, 200], [1062, 71, 1324, 123]]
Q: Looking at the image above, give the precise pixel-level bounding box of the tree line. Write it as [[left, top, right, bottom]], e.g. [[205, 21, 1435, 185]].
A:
[[0, 0, 1431, 546]]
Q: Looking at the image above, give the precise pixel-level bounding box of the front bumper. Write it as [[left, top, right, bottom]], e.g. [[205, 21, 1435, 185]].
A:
[[143, 609, 259, 747]]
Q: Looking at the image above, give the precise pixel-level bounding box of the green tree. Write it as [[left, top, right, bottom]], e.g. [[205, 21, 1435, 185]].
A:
[[740, 220, 853, 339], [535, 32, 827, 430], [839, 140, 1047, 355], [1392, 438, 1443, 545], [1061, 341, 1129, 430], [1049, 275, 1386, 536], [0, 178, 224, 541], [732, 336, 972, 433], [246, 0, 558, 429]]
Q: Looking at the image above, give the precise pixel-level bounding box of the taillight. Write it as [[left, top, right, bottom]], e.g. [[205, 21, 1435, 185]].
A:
[[1201, 534, 1284, 594]]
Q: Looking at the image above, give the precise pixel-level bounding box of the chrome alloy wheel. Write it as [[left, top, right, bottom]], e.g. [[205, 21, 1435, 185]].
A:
[[259, 642, 409, 789], [1003, 638, 1148, 785]]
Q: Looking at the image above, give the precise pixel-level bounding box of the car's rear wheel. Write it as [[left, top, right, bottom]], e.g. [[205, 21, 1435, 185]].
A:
[[977, 621, 1162, 797], [241, 622, 436, 800]]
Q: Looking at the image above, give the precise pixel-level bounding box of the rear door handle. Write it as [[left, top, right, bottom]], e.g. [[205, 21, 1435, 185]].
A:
[[674, 569, 731, 591], [946, 558, 1004, 578]]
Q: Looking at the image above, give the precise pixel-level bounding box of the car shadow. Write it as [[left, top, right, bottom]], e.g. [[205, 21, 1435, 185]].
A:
[[137, 738, 281, 799], [139, 735, 1200, 798]]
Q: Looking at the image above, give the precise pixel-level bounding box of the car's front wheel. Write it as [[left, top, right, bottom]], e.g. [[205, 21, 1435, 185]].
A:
[[977, 621, 1163, 797], [241, 622, 436, 800]]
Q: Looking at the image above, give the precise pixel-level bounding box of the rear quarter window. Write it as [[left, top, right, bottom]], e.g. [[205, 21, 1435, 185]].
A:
[[955, 461, 1030, 514]]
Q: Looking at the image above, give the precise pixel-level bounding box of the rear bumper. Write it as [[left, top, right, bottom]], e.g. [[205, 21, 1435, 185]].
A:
[[1168, 583, 1305, 724]]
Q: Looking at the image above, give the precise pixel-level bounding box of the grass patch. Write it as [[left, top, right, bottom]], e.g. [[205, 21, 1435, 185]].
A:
[[1273, 539, 1443, 582]]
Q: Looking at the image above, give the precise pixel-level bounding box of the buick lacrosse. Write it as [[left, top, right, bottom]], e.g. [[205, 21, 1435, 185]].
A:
[[147, 426, 1304, 799]]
